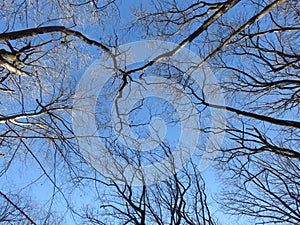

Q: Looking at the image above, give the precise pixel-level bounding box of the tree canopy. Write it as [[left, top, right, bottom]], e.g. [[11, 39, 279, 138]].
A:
[[0, 0, 299, 224]]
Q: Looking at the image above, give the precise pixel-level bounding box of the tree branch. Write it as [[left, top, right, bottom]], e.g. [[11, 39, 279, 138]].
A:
[[0, 191, 37, 225]]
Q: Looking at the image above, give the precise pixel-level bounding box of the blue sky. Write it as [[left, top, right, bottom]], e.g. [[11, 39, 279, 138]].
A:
[[1, 1, 296, 224]]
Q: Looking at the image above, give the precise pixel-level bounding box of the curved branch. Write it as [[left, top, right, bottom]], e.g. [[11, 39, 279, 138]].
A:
[[0, 26, 110, 52]]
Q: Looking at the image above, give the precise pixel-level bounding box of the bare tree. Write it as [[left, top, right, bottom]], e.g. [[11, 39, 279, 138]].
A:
[[127, 0, 300, 224], [0, 0, 117, 223], [1, 0, 299, 224], [79, 157, 217, 225]]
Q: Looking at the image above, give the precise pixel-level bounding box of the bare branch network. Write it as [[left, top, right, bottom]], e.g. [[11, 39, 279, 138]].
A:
[[0, 0, 299, 224]]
